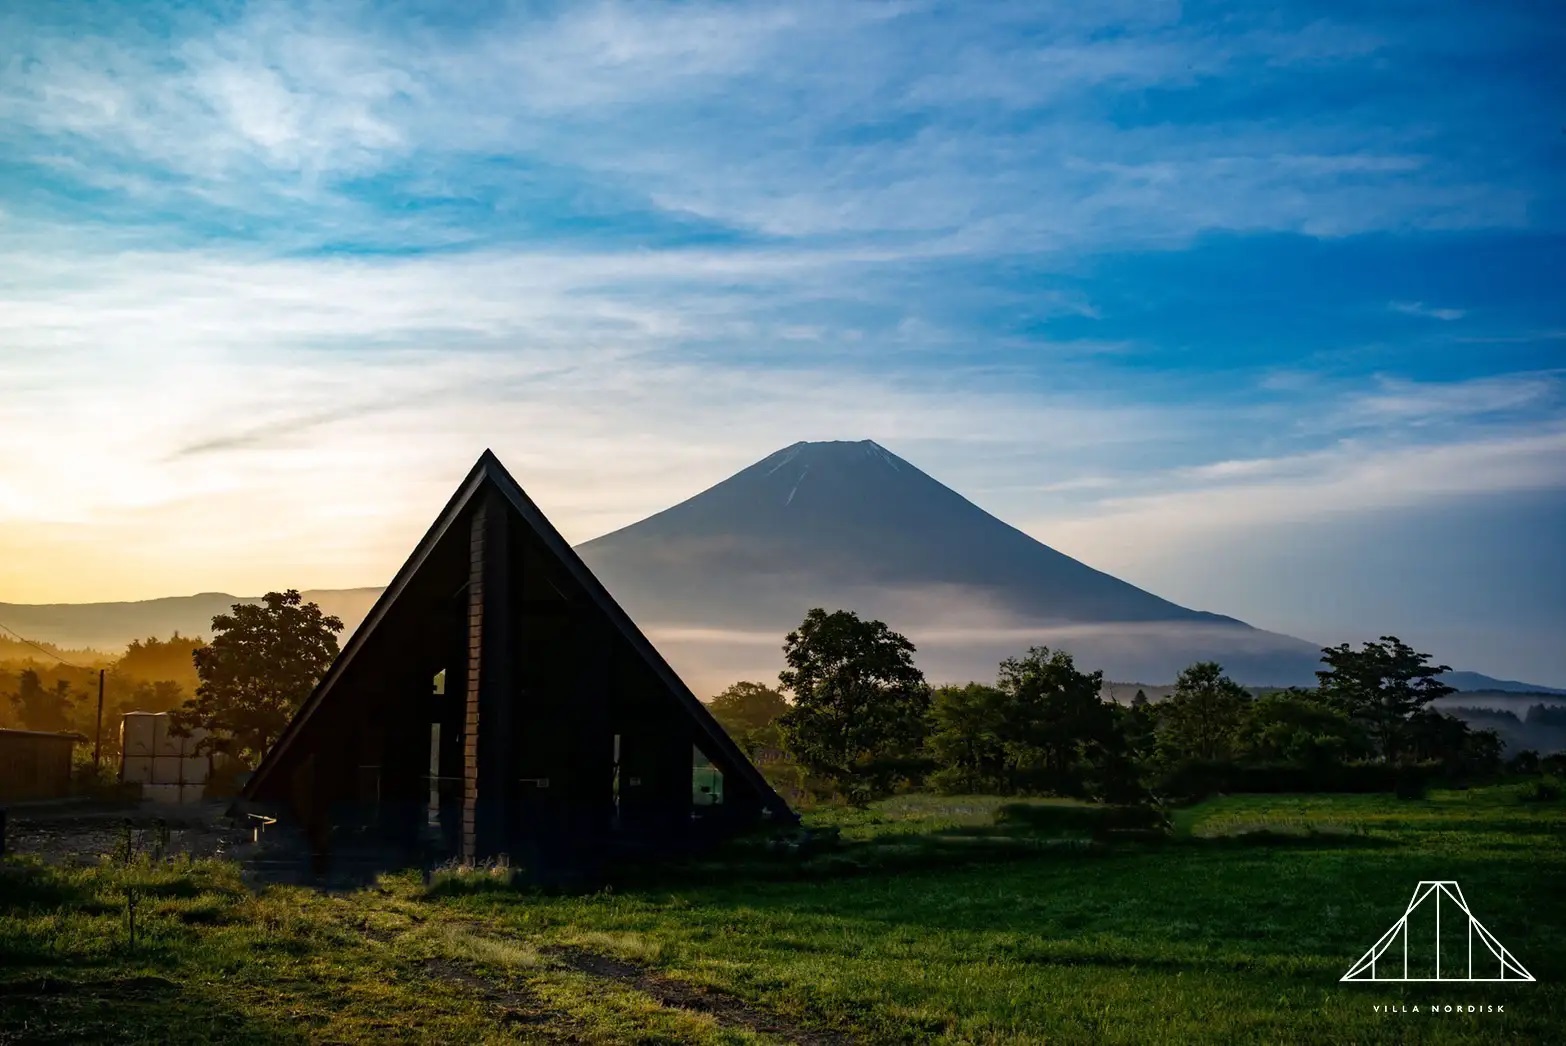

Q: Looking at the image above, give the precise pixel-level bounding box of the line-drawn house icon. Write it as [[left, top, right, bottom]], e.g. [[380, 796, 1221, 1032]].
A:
[[1342, 880, 1535, 982]]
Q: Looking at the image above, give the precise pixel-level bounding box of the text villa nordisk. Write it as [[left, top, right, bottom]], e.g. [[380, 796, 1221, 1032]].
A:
[[1373, 1004, 1507, 1014]]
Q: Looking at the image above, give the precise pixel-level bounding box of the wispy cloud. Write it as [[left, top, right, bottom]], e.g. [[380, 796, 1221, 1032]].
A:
[[1, 2, 1545, 253], [1344, 372, 1561, 427], [1034, 423, 1566, 559], [1390, 300, 1467, 321]]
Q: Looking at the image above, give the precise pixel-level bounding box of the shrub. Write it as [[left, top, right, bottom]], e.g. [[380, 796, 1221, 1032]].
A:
[[1519, 775, 1563, 804]]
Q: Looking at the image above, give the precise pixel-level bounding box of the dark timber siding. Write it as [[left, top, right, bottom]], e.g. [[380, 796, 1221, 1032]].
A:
[[0, 730, 79, 801]]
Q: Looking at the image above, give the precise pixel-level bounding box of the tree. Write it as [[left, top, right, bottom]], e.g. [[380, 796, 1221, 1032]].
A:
[[994, 646, 1111, 793], [8, 669, 77, 733], [1087, 704, 1155, 805], [1404, 707, 1502, 777], [1236, 690, 1365, 767], [115, 633, 206, 694], [1316, 636, 1455, 762], [927, 682, 1010, 794], [777, 608, 930, 805], [173, 590, 343, 767], [1459, 728, 1504, 778], [1157, 662, 1250, 763], [1122, 690, 1160, 761], [707, 681, 789, 757]]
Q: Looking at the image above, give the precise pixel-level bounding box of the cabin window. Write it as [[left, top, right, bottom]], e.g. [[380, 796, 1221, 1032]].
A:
[[693, 746, 723, 806], [432, 668, 446, 696]]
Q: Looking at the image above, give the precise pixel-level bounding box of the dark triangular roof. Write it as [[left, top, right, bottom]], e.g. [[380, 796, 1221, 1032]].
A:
[[243, 450, 795, 822]]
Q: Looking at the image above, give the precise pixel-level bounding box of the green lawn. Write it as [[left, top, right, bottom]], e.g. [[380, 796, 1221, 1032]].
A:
[[2, 785, 1561, 1044]]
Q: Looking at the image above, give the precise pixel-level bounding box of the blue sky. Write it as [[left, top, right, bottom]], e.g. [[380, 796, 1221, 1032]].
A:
[[1, 1, 1562, 683]]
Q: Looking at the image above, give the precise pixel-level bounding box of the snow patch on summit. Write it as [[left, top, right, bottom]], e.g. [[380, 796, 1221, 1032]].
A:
[[784, 466, 809, 506]]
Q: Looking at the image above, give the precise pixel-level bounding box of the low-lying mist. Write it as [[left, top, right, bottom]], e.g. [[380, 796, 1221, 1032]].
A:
[[638, 584, 1325, 695]]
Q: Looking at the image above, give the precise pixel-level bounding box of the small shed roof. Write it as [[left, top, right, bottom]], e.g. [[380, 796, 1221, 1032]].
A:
[[0, 728, 87, 742]]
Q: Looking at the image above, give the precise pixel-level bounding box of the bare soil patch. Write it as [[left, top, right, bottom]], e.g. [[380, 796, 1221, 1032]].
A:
[[549, 945, 852, 1045]]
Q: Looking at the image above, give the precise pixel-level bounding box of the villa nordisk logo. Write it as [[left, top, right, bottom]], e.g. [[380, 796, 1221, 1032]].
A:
[[1342, 880, 1534, 983]]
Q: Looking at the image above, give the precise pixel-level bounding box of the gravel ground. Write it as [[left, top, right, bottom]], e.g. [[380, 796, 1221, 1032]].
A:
[[1, 800, 251, 865], [3, 800, 430, 889]]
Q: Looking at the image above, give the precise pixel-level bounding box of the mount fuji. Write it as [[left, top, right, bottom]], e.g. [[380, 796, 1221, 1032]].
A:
[[576, 439, 1331, 691]]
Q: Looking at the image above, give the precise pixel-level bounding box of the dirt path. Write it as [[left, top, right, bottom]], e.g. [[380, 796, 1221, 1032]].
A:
[[417, 957, 588, 1045], [548, 946, 852, 1046]]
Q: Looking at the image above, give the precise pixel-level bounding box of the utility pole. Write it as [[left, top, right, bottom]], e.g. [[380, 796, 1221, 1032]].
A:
[[94, 668, 105, 772]]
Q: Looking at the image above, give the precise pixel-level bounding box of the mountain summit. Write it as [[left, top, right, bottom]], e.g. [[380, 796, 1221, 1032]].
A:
[[582, 439, 1235, 626], [577, 439, 1324, 688]]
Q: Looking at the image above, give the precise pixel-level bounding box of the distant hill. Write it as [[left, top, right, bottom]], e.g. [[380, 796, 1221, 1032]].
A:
[[0, 589, 383, 652], [4, 441, 1560, 696], [1438, 673, 1566, 696]]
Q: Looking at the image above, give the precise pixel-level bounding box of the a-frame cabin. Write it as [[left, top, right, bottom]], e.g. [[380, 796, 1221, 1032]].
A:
[[240, 451, 796, 878]]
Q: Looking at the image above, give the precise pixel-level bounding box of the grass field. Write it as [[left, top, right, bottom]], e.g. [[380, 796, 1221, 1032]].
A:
[[2, 785, 1562, 1044]]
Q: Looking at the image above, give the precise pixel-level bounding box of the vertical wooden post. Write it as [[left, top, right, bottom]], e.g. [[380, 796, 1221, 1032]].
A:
[[462, 490, 514, 864], [461, 502, 486, 863], [94, 668, 105, 773]]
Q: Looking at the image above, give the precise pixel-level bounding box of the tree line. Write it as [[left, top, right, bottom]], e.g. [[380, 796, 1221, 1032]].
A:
[[10, 592, 1557, 806], [710, 608, 1558, 807], [3, 634, 205, 771]]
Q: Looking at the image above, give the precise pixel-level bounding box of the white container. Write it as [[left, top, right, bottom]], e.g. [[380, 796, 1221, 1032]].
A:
[[143, 784, 183, 804], [180, 755, 208, 784], [122, 755, 154, 785], [152, 715, 181, 757], [121, 713, 159, 758], [180, 783, 205, 804], [150, 756, 184, 785]]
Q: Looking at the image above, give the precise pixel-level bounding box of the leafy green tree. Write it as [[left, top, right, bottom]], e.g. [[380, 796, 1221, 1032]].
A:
[[707, 681, 789, 756], [1122, 690, 1160, 762], [995, 646, 1111, 792], [1460, 728, 1504, 777], [173, 590, 343, 767], [927, 682, 1010, 794], [1403, 707, 1501, 776], [1316, 636, 1455, 762], [1086, 704, 1155, 805], [1158, 662, 1250, 762], [1236, 689, 1365, 766], [777, 608, 930, 805]]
